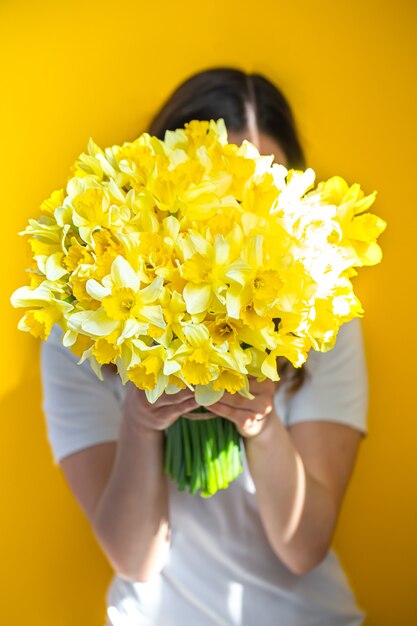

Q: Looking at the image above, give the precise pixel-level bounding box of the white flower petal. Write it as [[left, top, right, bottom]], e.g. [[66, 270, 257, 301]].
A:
[[183, 323, 210, 346], [163, 359, 181, 375], [111, 255, 140, 290], [10, 284, 52, 308], [116, 319, 141, 344], [86, 279, 111, 301], [139, 276, 163, 304], [183, 283, 212, 315], [45, 252, 68, 281], [194, 384, 224, 406], [139, 305, 165, 328], [80, 309, 120, 336], [87, 355, 104, 381], [63, 329, 77, 347]]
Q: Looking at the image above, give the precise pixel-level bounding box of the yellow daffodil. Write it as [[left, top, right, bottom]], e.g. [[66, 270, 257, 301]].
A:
[[39, 188, 65, 215], [11, 282, 73, 340], [20, 306, 62, 341], [68, 332, 94, 358], [11, 118, 386, 404], [81, 255, 165, 343], [92, 329, 122, 364], [212, 369, 246, 394], [63, 237, 94, 272], [225, 235, 284, 319]]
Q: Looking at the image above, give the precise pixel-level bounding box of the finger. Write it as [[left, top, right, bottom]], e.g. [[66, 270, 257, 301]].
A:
[[215, 391, 265, 410], [218, 392, 251, 408], [208, 402, 258, 428], [248, 378, 278, 396], [152, 389, 196, 408], [139, 402, 199, 431], [152, 398, 199, 423], [212, 396, 273, 415], [185, 410, 218, 421]]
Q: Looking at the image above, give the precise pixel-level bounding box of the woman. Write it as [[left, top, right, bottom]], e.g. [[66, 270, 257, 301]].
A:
[[40, 67, 369, 625]]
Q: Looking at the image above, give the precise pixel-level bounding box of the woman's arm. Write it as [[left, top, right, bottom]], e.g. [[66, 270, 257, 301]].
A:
[[245, 410, 362, 574], [59, 385, 198, 583], [91, 417, 169, 583], [208, 380, 363, 575]]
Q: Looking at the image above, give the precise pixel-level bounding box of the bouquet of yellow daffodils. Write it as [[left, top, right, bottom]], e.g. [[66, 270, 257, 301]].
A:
[[10, 119, 386, 496]]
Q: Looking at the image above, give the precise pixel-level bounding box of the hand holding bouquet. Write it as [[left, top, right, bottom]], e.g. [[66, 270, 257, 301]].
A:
[[10, 119, 386, 496]]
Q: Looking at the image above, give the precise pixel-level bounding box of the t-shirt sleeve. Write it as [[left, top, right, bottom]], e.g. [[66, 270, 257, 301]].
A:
[[40, 324, 123, 465], [274, 317, 369, 437]]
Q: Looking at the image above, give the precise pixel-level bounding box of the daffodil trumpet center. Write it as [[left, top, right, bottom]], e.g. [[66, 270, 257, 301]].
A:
[[102, 287, 140, 321]]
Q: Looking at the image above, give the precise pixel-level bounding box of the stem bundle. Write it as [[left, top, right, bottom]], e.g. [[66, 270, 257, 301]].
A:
[[164, 411, 243, 497]]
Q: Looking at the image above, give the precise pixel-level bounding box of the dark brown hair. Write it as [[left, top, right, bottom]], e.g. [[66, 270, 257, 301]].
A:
[[147, 67, 306, 170], [106, 67, 307, 393]]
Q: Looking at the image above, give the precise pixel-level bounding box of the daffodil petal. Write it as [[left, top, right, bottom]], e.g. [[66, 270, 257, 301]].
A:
[[111, 255, 140, 291], [117, 318, 141, 343], [183, 323, 210, 346], [183, 283, 212, 314], [10, 284, 52, 307], [139, 276, 164, 304], [213, 235, 230, 266], [86, 355, 104, 380], [225, 286, 242, 319], [63, 329, 77, 347], [140, 305, 166, 328], [194, 384, 224, 406], [45, 252, 68, 281], [86, 279, 111, 301], [261, 352, 280, 381], [163, 359, 181, 375], [80, 309, 120, 336], [145, 374, 169, 403]]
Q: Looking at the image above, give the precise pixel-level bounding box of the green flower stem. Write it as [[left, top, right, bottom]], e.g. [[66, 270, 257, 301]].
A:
[[225, 421, 235, 482], [207, 419, 223, 490], [164, 418, 174, 476], [198, 418, 209, 496], [215, 419, 227, 488], [164, 411, 243, 497], [172, 419, 182, 485], [181, 417, 192, 478], [206, 422, 217, 495], [178, 452, 186, 492], [189, 421, 201, 494]]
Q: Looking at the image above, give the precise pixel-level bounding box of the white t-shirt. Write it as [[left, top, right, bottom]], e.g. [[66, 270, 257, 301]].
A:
[[40, 318, 368, 626]]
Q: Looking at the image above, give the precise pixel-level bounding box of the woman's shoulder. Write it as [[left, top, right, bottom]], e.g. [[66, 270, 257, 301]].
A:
[[305, 317, 366, 370], [42, 324, 121, 386], [275, 318, 369, 436], [40, 324, 124, 465]]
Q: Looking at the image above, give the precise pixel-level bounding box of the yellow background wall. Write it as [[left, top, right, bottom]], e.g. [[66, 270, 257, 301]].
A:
[[1, 1, 416, 624]]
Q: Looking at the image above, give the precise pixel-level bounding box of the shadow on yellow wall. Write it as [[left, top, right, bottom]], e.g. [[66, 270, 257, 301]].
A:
[[1, 1, 416, 625]]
